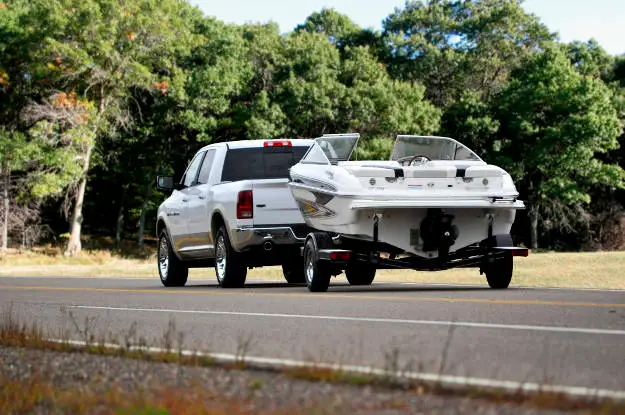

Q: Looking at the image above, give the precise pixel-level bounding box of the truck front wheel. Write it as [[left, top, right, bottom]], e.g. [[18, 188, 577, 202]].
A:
[[215, 226, 247, 288], [158, 230, 188, 287]]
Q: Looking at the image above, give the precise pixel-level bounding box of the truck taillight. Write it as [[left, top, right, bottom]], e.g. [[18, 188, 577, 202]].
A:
[[237, 190, 253, 219], [264, 140, 292, 147]]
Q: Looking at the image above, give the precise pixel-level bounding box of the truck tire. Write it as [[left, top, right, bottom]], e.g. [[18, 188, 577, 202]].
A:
[[303, 232, 332, 292], [282, 258, 306, 284], [214, 225, 247, 288], [345, 263, 376, 286], [483, 252, 513, 289], [158, 230, 188, 287]]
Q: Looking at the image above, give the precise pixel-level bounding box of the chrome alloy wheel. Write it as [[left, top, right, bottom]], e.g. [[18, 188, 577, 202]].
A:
[[158, 236, 169, 281], [305, 245, 315, 284], [215, 235, 227, 283]]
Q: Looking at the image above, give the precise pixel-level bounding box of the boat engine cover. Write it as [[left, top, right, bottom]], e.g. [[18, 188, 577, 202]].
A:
[[420, 209, 459, 256]]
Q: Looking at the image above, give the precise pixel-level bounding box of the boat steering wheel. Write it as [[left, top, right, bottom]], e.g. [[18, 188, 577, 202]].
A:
[[408, 154, 431, 166]]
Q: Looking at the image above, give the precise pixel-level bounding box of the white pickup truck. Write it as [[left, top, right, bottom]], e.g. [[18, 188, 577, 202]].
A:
[[155, 139, 314, 288]]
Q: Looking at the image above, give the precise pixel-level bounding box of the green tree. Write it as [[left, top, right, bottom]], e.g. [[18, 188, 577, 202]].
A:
[[493, 47, 625, 248], [440, 91, 499, 158], [383, 0, 553, 107], [565, 39, 614, 79], [223, 22, 285, 140], [339, 45, 441, 156], [274, 31, 346, 136], [14, 0, 202, 255], [296, 8, 383, 56]]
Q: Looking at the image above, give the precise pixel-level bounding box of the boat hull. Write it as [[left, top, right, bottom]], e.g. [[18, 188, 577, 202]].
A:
[[290, 184, 521, 258]]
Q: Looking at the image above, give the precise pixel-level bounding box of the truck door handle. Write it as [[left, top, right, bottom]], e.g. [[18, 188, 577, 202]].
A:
[[198, 196, 205, 200], [256, 204, 266, 208], [182, 198, 189, 202]]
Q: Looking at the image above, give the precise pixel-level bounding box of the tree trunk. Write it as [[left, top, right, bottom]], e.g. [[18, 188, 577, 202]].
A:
[[115, 204, 124, 246], [529, 207, 539, 250], [137, 181, 153, 249], [115, 186, 126, 247], [1, 166, 9, 256], [65, 145, 93, 256]]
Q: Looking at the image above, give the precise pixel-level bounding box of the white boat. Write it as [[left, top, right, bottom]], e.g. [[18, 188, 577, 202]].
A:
[[288, 133, 529, 292]]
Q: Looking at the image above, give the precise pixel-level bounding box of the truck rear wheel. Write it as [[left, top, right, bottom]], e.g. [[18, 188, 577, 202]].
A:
[[215, 226, 247, 288], [158, 230, 188, 287], [345, 263, 376, 286], [303, 232, 332, 292], [483, 252, 513, 289]]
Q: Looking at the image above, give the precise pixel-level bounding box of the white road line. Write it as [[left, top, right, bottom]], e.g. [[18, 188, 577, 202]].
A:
[[70, 305, 625, 336], [48, 338, 625, 401]]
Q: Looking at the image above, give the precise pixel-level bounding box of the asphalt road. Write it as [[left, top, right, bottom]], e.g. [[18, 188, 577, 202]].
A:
[[2, 275, 625, 394]]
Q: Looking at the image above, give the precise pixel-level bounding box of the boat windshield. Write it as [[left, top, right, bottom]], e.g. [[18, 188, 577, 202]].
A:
[[301, 133, 360, 165], [390, 135, 482, 162]]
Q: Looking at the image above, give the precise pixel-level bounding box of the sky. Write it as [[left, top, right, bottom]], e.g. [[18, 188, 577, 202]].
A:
[[188, 0, 625, 56]]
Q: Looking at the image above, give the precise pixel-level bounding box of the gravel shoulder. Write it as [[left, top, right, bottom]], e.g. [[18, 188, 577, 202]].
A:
[[0, 346, 594, 415]]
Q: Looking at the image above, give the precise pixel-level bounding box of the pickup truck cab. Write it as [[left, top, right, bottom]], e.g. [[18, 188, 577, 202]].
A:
[[155, 139, 314, 288]]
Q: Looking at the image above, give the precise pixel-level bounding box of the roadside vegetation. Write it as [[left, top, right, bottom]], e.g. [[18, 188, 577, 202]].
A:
[[2, 247, 625, 290], [1, 305, 624, 414]]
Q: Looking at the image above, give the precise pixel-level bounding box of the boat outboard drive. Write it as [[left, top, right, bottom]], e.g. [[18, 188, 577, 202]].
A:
[[420, 208, 459, 257]]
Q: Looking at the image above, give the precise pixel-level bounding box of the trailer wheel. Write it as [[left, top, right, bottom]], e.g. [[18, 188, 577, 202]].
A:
[[483, 252, 513, 289], [345, 263, 376, 286], [303, 232, 332, 292], [282, 258, 306, 284]]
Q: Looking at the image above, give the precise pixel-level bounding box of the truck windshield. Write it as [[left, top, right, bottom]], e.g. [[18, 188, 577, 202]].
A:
[[221, 146, 310, 181]]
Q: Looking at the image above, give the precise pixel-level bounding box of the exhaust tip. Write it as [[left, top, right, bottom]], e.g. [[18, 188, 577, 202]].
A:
[[263, 241, 273, 251]]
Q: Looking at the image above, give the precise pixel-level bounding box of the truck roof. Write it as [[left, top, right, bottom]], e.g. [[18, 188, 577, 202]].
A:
[[200, 138, 314, 151]]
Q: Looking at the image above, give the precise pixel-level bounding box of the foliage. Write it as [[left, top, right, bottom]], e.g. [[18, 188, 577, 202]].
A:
[[494, 47, 624, 204], [382, 0, 554, 106]]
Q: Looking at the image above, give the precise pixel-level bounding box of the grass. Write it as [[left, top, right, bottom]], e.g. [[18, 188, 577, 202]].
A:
[[2, 247, 625, 289], [0, 374, 298, 415], [284, 366, 377, 386]]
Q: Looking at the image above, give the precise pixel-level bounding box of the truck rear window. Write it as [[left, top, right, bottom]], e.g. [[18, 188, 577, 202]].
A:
[[221, 146, 310, 181]]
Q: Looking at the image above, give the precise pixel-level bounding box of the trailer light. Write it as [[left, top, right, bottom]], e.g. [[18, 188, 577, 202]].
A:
[[511, 248, 530, 257], [330, 251, 351, 261], [264, 140, 292, 147]]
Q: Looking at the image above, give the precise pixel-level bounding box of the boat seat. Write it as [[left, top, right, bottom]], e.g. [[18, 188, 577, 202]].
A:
[[403, 165, 456, 178], [343, 165, 398, 178], [464, 165, 504, 178]]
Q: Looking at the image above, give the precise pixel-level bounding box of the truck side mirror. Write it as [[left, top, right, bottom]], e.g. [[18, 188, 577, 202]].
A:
[[156, 175, 175, 191]]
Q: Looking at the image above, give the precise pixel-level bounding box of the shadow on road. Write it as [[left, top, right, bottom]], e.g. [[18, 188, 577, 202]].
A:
[[328, 284, 494, 293], [173, 281, 500, 293]]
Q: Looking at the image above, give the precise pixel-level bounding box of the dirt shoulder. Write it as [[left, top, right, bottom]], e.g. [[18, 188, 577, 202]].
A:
[[1, 345, 594, 415]]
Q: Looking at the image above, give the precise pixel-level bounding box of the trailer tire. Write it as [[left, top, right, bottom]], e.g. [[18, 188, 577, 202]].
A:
[[483, 252, 513, 289], [345, 263, 376, 286], [303, 232, 332, 292], [282, 258, 306, 284], [214, 226, 247, 288]]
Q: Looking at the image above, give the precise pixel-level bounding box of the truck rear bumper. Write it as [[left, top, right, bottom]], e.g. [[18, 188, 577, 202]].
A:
[[232, 225, 310, 252]]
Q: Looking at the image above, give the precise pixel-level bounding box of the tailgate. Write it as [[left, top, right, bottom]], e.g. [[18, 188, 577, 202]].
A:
[[252, 179, 304, 225]]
